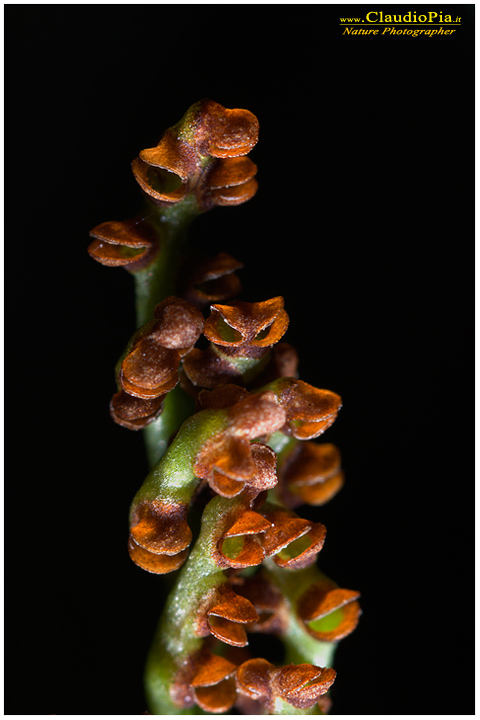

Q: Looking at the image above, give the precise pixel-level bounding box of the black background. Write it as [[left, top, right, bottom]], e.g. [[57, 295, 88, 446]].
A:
[[6, 4, 474, 715]]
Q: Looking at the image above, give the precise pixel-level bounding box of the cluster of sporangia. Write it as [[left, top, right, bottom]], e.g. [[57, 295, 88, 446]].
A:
[[89, 99, 360, 715]]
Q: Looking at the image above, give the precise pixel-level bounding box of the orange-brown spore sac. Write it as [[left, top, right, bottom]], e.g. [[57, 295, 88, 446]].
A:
[[128, 499, 192, 574], [119, 296, 204, 399], [216, 508, 273, 569], [194, 99, 259, 159], [279, 441, 344, 508], [131, 99, 259, 211], [273, 522, 327, 570], [272, 663, 337, 709], [206, 584, 259, 647], [203, 297, 289, 357], [139, 131, 197, 181], [208, 157, 257, 189], [190, 653, 238, 713], [236, 658, 336, 712], [259, 504, 328, 569], [196, 433, 257, 498], [227, 392, 287, 439], [196, 384, 250, 411], [298, 581, 362, 642], [247, 443, 278, 491], [111, 297, 203, 429], [234, 572, 285, 634], [207, 157, 258, 207], [120, 338, 180, 399], [235, 657, 273, 701], [180, 252, 244, 309], [109, 390, 166, 430], [181, 298, 292, 397], [88, 218, 158, 270], [152, 296, 205, 350], [127, 537, 188, 575], [271, 378, 342, 440], [260, 505, 311, 558], [193, 391, 285, 498]]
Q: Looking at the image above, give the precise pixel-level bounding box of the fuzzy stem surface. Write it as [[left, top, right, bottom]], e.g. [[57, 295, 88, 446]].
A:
[[145, 495, 243, 714]]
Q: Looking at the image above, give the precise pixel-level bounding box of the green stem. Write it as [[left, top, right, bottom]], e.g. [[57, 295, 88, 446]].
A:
[[271, 698, 326, 715], [263, 560, 336, 670], [132, 407, 229, 508], [132, 196, 199, 328], [268, 431, 298, 458], [127, 196, 202, 467], [145, 495, 241, 714], [143, 385, 195, 468]]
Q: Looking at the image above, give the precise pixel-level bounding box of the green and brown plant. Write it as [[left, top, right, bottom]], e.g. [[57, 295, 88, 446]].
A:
[[89, 99, 360, 714]]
